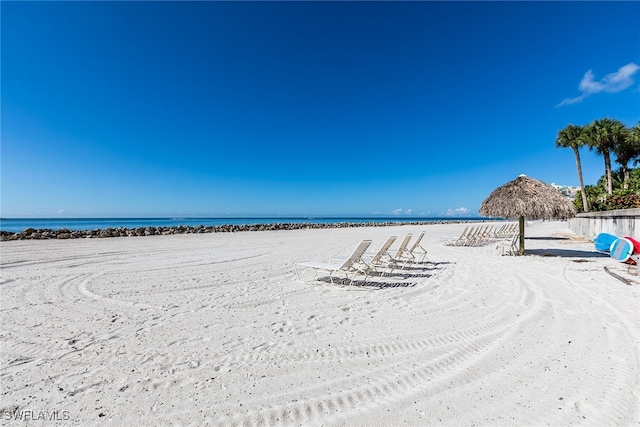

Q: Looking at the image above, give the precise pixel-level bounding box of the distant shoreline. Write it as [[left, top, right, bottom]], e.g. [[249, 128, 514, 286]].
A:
[[0, 218, 504, 241]]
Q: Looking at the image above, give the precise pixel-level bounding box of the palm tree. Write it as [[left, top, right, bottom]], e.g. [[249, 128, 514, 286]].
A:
[[631, 122, 640, 166], [555, 124, 589, 211], [612, 124, 636, 189], [582, 118, 627, 195]]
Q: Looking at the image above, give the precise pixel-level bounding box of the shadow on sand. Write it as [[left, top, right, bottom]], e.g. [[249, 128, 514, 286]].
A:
[[315, 276, 417, 290], [312, 260, 452, 290], [524, 248, 608, 258], [525, 236, 571, 241]]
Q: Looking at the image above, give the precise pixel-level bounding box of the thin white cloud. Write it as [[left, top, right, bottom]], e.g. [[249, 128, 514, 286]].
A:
[[391, 208, 413, 216], [556, 62, 639, 107], [445, 207, 470, 216]]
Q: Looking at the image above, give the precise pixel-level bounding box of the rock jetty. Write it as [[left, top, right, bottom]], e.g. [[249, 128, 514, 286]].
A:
[[0, 220, 480, 241]]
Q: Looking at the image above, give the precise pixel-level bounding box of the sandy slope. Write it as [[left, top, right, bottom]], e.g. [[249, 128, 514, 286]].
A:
[[1, 221, 638, 426]]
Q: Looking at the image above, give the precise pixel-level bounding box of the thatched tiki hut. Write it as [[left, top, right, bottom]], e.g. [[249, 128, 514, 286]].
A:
[[479, 175, 576, 255]]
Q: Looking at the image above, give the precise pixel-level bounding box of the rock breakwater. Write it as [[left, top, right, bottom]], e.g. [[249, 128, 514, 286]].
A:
[[0, 220, 481, 241]]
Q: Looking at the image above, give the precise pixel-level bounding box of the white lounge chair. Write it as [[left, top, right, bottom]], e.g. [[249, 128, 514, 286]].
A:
[[387, 233, 413, 269], [495, 233, 519, 256], [495, 223, 517, 238], [331, 236, 401, 277], [407, 231, 428, 263], [493, 224, 510, 238], [295, 240, 372, 289], [460, 225, 493, 247], [443, 226, 470, 246], [362, 236, 399, 276], [471, 225, 494, 246]]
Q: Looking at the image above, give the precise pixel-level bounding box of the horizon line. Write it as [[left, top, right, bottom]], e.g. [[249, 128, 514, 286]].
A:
[[1, 214, 488, 220]]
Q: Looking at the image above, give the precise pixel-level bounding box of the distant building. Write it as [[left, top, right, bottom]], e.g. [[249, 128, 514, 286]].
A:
[[551, 183, 579, 200]]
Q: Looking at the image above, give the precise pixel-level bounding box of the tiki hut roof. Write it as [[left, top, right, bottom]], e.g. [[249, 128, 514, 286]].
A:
[[479, 175, 576, 220]]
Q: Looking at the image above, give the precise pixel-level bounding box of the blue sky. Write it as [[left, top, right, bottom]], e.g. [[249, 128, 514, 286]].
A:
[[2, 1, 639, 218]]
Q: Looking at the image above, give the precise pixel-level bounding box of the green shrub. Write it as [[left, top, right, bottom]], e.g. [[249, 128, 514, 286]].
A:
[[574, 167, 640, 212], [605, 192, 640, 210]]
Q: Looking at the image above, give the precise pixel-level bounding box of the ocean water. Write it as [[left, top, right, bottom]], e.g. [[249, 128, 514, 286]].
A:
[[0, 217, 499, 233]]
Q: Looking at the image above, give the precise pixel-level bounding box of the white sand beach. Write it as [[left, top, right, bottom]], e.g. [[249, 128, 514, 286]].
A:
[[1, 221, 638, 426]]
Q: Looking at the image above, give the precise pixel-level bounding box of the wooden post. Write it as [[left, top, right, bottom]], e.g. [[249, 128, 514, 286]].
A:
[[519, 216, 525, 255]]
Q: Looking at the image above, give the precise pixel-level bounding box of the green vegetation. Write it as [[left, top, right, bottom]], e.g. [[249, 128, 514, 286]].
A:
[[555, 119, 640, 213]]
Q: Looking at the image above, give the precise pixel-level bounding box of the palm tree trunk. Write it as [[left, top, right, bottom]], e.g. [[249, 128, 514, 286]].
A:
[[623, 167, 630, 190], [604, 150, 613, 195], [573, 147, 589, 212]]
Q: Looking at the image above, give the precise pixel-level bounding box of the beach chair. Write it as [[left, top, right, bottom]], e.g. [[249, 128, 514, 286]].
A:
[[473, 225, 494, 246], [486, 225, 498, 241], [495, 223, 512, 238], [461, 226, 481, 246], [492, 224, 505, 238], [443, 226, 470, 246], [331, 236, 399, 276], [387, 233, 413, 268], [295, 240, 372, 290], [406, 231, 428, 263], [495, 233, 519, 256], [360, 236, 400, 276]]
